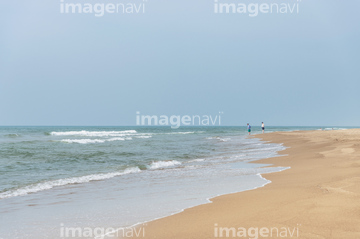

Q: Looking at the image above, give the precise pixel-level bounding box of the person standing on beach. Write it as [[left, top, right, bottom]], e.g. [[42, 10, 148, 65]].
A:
[[247, 123, 251, 135], [261, 122, 265, 134]]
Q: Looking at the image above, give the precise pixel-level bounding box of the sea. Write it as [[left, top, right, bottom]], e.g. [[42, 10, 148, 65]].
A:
[[0, 126, 348, 238]]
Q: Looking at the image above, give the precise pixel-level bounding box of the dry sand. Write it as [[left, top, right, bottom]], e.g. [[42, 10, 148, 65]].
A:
[[126, 129, 360, 239]]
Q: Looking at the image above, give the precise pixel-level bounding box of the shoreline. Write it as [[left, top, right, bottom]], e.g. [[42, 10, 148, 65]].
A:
[[107, 140, 288, 238], [0, 127, 290, 239], [124, 129, 360, 239]]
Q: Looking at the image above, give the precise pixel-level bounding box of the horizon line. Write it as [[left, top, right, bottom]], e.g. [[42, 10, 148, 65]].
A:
[[0, 125, 358, 127]]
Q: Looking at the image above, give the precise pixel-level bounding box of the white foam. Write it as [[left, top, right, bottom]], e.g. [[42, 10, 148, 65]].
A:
[[0, 167, 141, 199], [166, 132, 195, 135], [324, 128, 347, 131], [51, 130, 137, 137], [135, 136, 152, 139], [61, 139, 106, 144], [205, 136, 230, 142], [107, 137, 132, 142], [148, 160, 181, 170], [219, 138, 230, 142], [61, 137, 133, 144], [188, 158, 205, 162]]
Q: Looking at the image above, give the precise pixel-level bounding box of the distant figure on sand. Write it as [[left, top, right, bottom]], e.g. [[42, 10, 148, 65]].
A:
[[247, 123, 251, 135], [262, 122, 265, 134]]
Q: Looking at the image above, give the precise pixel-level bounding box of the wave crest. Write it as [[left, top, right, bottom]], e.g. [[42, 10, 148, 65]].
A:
[[51, 130, 137, 137], [148, 160, 181, 170], [61, 137, 133, 144], [0, 167, 141, 199]]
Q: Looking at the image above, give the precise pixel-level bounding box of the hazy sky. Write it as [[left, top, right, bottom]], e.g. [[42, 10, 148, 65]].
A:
[[1, 0, 359, 126]]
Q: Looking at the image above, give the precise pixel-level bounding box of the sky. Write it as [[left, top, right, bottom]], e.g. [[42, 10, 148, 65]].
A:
[[0, 0, 359, 126]]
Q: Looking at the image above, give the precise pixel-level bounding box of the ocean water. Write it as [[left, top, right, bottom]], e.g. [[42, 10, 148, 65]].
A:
[[0, 126, 338, 238]]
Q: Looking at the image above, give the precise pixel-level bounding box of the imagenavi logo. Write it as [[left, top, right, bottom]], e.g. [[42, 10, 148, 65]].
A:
[[60, 0, 147, 17], [136, 112, 224, 129], [214, 0, 302, 17]]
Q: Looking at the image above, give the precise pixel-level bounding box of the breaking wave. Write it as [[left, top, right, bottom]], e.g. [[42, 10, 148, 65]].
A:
[[0, 167, 141, 199], [50, 130, 137, 137], [148, 160, 182, 170]]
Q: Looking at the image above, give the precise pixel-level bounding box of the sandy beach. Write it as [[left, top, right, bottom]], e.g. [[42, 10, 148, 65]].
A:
[[127, 129, 360, 239]]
